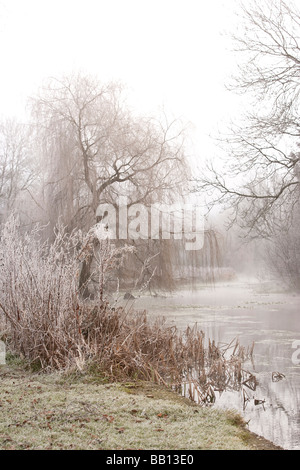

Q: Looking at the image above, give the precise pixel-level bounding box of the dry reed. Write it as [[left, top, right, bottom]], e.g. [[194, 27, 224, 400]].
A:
[[0, 218, 253, 405]]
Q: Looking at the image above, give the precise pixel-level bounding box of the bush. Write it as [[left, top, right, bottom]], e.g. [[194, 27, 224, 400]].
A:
[[0, 218, 252, 404], [0, 218, 83, 369]]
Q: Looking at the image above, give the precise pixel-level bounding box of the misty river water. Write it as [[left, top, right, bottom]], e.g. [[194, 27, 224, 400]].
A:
[[128, 280, 300, 450]]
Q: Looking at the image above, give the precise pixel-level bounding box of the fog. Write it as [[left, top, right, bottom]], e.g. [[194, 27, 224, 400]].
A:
[[0, 0, 299, 451]]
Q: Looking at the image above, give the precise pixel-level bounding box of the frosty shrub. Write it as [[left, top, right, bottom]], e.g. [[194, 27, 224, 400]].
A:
[[0, 218, 251, 402], [0, 218, 83, 368], [80, 224, 135, 301], [0, 218, 133, 369]]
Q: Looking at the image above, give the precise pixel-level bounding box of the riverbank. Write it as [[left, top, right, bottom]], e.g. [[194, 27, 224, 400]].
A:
[[0, 364, 282, 450]]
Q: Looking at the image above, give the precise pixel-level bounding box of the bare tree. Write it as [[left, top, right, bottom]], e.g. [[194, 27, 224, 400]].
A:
[[0, 119, 35, 222], [31, 73, 190, 293], [266, 201, 300, 290], [196, 0, 300, 239], [31, 73, 188, 224]]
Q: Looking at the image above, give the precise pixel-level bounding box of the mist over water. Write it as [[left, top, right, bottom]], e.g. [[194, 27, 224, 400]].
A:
[[131, 278, 300, 450]]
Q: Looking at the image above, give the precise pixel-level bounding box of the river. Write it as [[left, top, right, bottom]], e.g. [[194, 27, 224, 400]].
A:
[[129, 279, 300, 450]]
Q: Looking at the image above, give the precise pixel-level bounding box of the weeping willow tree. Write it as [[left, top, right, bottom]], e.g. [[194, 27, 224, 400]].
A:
[[105, 229, 224, 295], [30, 73, 190, 295], [171, 229, 224, 285]]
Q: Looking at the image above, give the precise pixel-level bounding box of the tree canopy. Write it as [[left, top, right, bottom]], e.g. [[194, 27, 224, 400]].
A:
[[197, 0, 300, 239]]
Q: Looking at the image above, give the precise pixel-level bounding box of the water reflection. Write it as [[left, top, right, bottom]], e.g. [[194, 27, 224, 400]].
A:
[[132, 281, 300, 450]]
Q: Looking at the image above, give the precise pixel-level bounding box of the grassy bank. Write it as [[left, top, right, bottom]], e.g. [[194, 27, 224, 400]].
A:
[[0, 364, 281, 450]]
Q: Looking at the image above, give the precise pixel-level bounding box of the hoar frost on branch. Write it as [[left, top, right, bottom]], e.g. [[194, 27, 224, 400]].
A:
[[0, 217, 135, 367]]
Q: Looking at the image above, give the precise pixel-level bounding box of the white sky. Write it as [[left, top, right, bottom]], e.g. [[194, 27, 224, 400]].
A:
[[0, 0, 242, 164]]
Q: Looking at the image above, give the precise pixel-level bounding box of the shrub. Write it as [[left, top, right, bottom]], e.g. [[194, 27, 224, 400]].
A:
[[0, 218, 252, 404]]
